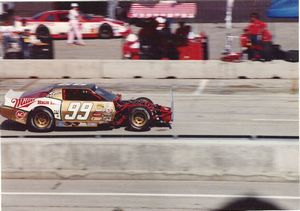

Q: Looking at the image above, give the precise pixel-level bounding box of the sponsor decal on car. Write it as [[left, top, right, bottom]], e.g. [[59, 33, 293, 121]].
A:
[[92, 111, 103, 117], [15, 110, 26, 119], [37, 100, 50, 105], [102, 114, 112, 121], [11, 98, 35, 108], [96, 104, 105, 112]]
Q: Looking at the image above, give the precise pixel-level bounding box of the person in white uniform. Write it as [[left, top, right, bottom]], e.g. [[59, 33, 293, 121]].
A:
[[67, 3, 85, 45]]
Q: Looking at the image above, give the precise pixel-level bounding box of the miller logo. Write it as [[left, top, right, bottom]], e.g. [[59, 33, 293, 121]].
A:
[[11, 98, 35, 108]]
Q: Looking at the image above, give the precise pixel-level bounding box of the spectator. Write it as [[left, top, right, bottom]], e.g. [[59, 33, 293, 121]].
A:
[[67, 3, 85, 46], [175, 21, 186, 37], [175, 23, 191, 46], [0, 20, 15, 56], [19, 29, 32, 59], [138, 18, 160, 59]]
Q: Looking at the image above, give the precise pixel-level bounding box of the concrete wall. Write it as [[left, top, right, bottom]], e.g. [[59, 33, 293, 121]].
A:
[[0, 60, 298, 79], [2, 138, 299, 182]]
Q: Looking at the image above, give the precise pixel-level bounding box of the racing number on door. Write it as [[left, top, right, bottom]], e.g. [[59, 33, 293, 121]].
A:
[[65, 102, 93, 120]]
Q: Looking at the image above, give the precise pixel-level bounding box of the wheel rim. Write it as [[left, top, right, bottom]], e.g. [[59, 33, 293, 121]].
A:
[[33, 112, 51, 129], [132, 112, 147, 127]]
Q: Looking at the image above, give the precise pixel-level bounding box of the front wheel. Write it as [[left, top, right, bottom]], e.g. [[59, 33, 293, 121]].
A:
[[28, 107, 55, 132], [128, 107, 151, 131], [99, 24, 113, 39]]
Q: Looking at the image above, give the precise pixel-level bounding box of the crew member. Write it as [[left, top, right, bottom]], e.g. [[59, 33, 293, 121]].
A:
[[67, 3, 85, 46], [246, 13, 267, 46]]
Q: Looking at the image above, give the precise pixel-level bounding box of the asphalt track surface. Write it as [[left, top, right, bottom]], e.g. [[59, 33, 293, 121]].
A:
[[2, 179, 299, 211], [0, 78, 298, 137]]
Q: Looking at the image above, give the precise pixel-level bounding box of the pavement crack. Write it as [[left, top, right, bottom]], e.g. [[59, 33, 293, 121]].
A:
[[51, 181, 62, 190]]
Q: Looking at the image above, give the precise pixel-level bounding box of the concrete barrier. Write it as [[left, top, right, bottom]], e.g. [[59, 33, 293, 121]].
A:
[[2, 138, 298, 182], [0, 60, 298, 79]]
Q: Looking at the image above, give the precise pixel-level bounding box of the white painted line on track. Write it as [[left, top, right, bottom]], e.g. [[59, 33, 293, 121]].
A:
[[253, 119, 298, 122], [2, 192, 299, 200], [193, 80, 209, 95]]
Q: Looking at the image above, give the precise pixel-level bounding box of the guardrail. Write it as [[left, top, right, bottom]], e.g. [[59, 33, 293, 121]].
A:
[[0, 60, 298, 79]]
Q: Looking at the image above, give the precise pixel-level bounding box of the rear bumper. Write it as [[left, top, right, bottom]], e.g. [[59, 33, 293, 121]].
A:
[[0, 105, 28, 125]]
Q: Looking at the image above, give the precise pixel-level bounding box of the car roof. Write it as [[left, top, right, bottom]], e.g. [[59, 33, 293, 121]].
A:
[[42, 10, 69, 13], [52, 83, 96, 90]]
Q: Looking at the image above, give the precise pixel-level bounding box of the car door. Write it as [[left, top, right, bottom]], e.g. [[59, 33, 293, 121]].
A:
[[61, 88, 116, 126], [55, 11, 71, 36]]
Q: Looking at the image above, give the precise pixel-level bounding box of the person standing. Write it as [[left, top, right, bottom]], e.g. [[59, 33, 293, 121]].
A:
[[67, 3, 85, 46]]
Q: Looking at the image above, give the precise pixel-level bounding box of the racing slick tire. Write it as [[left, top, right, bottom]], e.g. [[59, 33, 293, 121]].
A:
[[128, 107, 151, 131], [99, 24, 113, 39], [36, 25, 50, 40], [28, 107, 55, 132], [135, 97, 153, 104]]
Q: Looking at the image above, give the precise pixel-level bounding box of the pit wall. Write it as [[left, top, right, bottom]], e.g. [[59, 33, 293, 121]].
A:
[[2, 139, 299, 182], [0, 60, 298, 79]]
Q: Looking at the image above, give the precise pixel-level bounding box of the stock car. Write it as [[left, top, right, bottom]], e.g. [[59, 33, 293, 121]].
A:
[[0, 83, 173, 132], [14, 10, 131, 39]]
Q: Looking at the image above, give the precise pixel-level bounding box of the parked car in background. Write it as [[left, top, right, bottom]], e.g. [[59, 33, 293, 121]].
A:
[[14, 10, 131, 39]]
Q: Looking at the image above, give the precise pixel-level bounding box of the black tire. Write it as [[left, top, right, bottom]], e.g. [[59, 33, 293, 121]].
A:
[[135, 97, 153, 104], [28, 107, 55, 132], [36, 25, 50, 40], [99, 23, 113, 39], [128, 107, 151, 131]]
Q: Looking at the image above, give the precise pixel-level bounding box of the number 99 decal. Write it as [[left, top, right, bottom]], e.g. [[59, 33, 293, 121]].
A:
[[65, 102, 93, 120]]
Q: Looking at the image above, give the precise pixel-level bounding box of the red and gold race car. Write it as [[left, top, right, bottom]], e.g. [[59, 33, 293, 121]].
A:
[[14, 10, 131, 39], [0, 83, 173, 132]]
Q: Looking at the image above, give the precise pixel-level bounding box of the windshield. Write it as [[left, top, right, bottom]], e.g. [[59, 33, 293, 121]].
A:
[[94, 86, 116, 101], [32, 12, 44, 20]]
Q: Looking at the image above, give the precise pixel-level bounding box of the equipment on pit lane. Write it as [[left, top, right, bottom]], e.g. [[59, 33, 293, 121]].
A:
[[0, 83, 173, 132]]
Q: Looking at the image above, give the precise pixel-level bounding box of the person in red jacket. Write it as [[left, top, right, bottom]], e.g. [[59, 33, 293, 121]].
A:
[[245, 13, 273, 61]]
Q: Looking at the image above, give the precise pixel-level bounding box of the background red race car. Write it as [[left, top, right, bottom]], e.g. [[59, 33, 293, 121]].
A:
[[14, 10, 131, 39]]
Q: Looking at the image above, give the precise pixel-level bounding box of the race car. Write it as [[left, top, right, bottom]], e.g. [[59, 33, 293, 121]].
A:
[[14, 10, 131, 39], [0, 83, 173, 132]]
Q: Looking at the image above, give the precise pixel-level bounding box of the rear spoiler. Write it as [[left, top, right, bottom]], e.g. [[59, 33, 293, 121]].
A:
[[4, 89, 23, 106]]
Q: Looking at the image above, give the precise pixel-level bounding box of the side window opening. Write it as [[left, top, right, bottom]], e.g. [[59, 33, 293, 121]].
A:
[[57, 13, 69, 22], [45, 14, 55, 22], [63, 89, 104, 101]]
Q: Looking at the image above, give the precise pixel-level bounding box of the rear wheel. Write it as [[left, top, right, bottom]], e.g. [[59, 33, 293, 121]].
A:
[[28, 107, 55, 132], [128, 107, 151, 131], [99, 23, 113, 39]]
